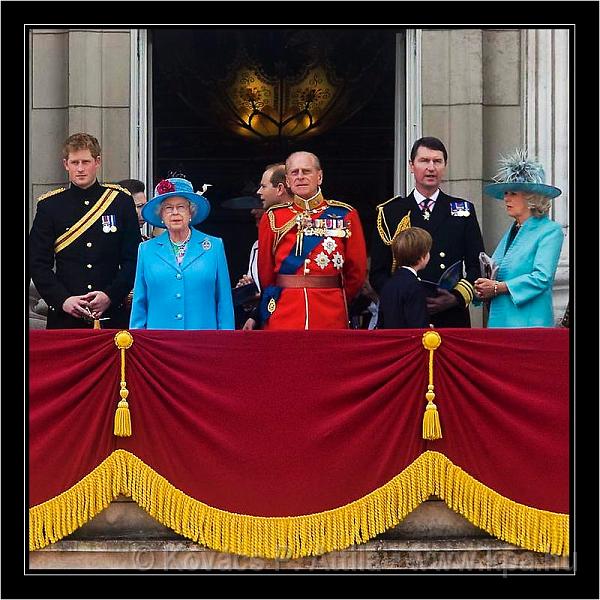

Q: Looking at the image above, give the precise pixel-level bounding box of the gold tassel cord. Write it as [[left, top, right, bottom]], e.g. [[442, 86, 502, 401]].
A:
[[422, 330, 442, 440], [113, 330, 134, 437], [29, 450, 568, 558]]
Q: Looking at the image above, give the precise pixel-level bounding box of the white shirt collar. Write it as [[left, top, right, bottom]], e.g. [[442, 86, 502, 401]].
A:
[[401, 265, 418, 276], [413, 188, 440, 204]]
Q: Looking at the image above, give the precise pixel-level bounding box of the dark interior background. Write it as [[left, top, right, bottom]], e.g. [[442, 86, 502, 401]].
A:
[[152, 28, 398, 283]]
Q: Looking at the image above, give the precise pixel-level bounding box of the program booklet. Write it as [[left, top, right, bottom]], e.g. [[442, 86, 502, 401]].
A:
[[419, 260, 463, 297], [232, 281, 259, 307], [479, 252, 499, 280]]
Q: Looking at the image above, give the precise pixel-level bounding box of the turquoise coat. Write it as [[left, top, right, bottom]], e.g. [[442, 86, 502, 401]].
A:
[[488, 216, 563, 328], [130, 229, 234, 330]]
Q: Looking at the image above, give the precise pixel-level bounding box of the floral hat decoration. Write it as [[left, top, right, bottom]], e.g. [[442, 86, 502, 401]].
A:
[[483, 149, 562, 200], [142, 177, 212, 227]]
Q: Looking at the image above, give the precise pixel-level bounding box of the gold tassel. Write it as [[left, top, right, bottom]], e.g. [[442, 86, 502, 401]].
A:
[[422, 330, 442, 440], [113, 330, 134, 437], [114, 390, 131, 437], [93, 319, 101, 329], [423, 386, 442, 440]]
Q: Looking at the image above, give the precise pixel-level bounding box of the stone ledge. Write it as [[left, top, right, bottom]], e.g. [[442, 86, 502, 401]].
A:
[[67, 497, 487, 541], [30, 538, 570, 571]]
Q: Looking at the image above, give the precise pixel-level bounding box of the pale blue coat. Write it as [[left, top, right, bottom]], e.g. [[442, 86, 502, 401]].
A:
[[129, 229, 234, 330], [488, 216, 564, 328]]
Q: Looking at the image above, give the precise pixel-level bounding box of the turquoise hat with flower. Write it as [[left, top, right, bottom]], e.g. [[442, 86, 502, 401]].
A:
[[142, 177, 212, 227], [483, 149, 562, 200]]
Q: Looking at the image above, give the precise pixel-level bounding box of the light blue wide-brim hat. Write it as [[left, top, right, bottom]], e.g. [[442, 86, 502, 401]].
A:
[[483, 149, 562, 200], [142, 177, 211, 227]]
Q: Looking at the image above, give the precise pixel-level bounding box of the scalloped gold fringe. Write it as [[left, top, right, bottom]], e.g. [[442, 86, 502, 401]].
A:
[[29, 449, 569, 558]]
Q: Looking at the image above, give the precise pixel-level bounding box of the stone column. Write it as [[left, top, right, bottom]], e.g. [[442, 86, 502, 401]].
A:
[[482, 29, 523, 252], [524, 29, 570, 323], [30, 29, 69, 226], [421, 29, 486, 326]]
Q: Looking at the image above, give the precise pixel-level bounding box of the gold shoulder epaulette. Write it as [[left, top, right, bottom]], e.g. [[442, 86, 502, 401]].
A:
[[37, 187, 66, 202], [266, 201, 292, 212], [375, 195, 402, 210], [102, 183, 131, 196], [327, 199, 355, 211]]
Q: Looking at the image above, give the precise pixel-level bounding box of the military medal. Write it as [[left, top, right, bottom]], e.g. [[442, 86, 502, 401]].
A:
[[311, 215, 350, 238], [423, 209, 431, 220], [102, 215, 117, 232], [322, 237, 337, 254], [332, 252, 344, 269], [450, 201, 470, 217]]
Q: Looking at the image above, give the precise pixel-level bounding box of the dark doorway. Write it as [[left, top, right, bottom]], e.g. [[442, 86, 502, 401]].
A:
[[151, 28, 398, 284]]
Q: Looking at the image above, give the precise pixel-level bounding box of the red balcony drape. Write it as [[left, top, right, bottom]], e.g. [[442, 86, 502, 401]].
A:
[[29, 328, 569, 558]]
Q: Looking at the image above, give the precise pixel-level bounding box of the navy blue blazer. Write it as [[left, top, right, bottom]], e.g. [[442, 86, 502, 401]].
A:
[[378, 267, 430, 329], [29, 180, 142, 329], [370, 190, 484, 327]]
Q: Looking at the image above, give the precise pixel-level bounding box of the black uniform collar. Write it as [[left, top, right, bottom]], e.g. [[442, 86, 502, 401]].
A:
[[69, 179, 102, 198]]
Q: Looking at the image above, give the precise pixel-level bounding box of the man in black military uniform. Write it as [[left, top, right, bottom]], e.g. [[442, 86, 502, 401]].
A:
[[29, 132, 142, 329], [370, 136, 484, 328]]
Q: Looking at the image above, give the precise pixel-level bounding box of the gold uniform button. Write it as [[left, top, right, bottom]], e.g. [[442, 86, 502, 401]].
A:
[[440, 264, 446, 269], [87, 284, 93, 290], [86, 242, 92, 248], [439, 252, 445, 258], [87, 264, 93, 269], [84, 200, 90, 205]]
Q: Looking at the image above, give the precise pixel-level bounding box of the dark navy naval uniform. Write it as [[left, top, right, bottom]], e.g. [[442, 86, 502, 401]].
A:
[[29, 180, 142, 329], [370, 190, 484, 328]]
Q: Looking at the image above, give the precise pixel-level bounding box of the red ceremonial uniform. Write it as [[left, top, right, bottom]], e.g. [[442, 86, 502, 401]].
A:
[[258, 191, 367, 330]]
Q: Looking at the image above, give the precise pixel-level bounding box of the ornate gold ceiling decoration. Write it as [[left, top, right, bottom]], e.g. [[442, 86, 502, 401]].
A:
[[161, 30, 393, 144]]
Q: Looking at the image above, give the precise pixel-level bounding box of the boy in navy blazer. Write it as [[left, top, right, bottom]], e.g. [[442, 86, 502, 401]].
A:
[[378, 227, 432, 329]]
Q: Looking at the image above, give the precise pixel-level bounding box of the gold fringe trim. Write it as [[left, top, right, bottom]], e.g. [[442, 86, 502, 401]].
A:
[[102, 182, 132, 196], [37, 187, 66, 202], [29, 449, 569, 558]]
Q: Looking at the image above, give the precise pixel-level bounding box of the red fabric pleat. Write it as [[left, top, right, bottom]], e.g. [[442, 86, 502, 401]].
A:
[[425, 328, 569, 512], [28, 330, 119, 506]]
